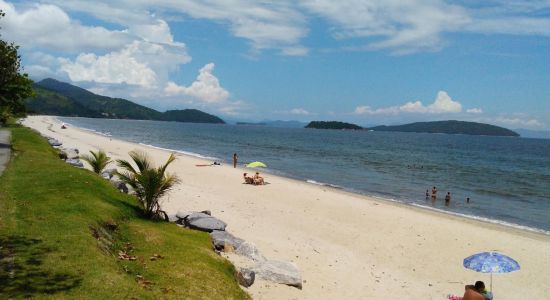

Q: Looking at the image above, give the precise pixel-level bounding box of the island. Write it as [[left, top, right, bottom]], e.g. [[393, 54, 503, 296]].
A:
[[369, 120, 519, 137], [26, 78, 225, 124], [305, 121, 363, 130]]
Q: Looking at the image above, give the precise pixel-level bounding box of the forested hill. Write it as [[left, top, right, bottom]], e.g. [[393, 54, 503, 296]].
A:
[[25, 78, 225, 124], [370, 120, 519, 137], [305, 121, 363, 130]]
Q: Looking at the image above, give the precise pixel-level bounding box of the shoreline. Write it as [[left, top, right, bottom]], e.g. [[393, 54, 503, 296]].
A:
[[23, 115, 550, 299], [60, 116, 550, 237]]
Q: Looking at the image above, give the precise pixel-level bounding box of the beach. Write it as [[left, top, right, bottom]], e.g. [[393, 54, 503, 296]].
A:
[[23, 116, 550, 299]]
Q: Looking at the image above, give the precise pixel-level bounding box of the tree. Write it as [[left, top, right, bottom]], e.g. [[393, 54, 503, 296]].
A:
[[0, 10, 34, 125], [81, 149, 112, 174], [115, 151, 180, 219]]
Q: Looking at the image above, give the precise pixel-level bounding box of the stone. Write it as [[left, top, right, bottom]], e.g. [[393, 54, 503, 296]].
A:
[[109, 175, 128, 193], [200, 210, 211, 216], [210, 230, 244, 251], [251, 260, 302, 289], [101, 168, 117, 179], [61, 148, 79, 159], [167, 214, 179, 222], [237, 268, 255, 288], [48, 138, 62, 147], [235, 241, 266, 262], [176, 210, 193, 220], [66, 158, 84, 168], [185, 215, 227, 232]]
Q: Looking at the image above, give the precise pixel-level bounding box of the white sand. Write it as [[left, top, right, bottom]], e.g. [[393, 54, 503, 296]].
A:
[[24, 116, 550, 299]]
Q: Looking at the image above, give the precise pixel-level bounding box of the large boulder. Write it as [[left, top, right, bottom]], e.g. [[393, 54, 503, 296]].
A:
[[109, 175, 129, 193], [237, 268, 255, 288], [66, 158, 84, 168], [251, 260, 302, 289], [210, 230, 244, 251], [48, 138, 62, 147], [101, 168, 117, 179], [176, 210, 193, 220], [235, 241, 266, 262], [60, 148, 79, 159], [184, 212, 226, 232]]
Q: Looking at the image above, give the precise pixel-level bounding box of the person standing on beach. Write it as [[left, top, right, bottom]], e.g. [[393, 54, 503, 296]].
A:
[[445, 192, 451, 205], [431, 186, 437, 199], [233, 153, 238, 168]]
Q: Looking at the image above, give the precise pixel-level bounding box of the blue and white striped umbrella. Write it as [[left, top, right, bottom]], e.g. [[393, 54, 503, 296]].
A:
[[463, 251, 520, 292], [463, 252, 520, 273]]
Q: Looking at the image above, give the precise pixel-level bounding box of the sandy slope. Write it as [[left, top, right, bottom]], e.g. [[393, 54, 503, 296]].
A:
[[23, 116, 550, 299]]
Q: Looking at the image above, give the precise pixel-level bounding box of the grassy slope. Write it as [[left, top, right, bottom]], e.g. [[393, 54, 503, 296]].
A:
[[0, 126, 249, 299]]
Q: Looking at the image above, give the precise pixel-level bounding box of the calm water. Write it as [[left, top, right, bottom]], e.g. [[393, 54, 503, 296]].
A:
[[60, 117, 550, 233]]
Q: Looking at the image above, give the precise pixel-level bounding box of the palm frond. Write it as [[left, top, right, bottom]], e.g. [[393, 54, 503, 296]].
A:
[[81, 149, 111, 174]]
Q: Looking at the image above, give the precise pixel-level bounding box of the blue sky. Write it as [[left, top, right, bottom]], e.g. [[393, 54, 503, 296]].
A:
[[1, 0, 549, 129]]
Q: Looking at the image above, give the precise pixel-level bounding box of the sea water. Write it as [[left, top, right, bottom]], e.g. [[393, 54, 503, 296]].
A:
[[60, 117, 550, 233]]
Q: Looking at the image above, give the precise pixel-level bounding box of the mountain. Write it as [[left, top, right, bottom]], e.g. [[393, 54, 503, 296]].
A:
[[370, 120, 519, 137], [26, 78, 225, 124], [161, 109, 224, 124], [514, 128, 550, 139], [305, 121, 363, 130]]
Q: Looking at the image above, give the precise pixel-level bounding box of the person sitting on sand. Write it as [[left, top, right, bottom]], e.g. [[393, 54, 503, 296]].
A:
[[253, 172, 265, 185], [243, 173, 254, 184], [463, 281, 489, 300]]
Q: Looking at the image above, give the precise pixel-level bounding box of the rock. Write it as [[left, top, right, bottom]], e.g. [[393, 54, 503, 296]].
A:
[[66, 158, 84, 168], [109, 176, 128, 193], [61, 148, 79, 159], [167, 214, 179, 222], [185, 212, 227, 232], [101, 168, 117, 179], [251, 260, 302, 289], [176, 210, 192, 220], [48, 138, 62, 147], [237, 268, 255, 287], [235, 241, 266, 262], [200, 210, 211, 216], [210, 230, 244, 251]]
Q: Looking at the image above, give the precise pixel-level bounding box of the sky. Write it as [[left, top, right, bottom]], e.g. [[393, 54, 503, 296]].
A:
[[0, 0, 549, 129]]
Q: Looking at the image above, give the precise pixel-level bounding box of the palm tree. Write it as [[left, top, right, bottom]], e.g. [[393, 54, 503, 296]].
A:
[[115, 151, 180, 218], [81, 149, 112, 174]]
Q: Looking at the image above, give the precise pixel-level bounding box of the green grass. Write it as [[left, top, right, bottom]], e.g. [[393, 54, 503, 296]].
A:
[[0, 126, 249, 299]]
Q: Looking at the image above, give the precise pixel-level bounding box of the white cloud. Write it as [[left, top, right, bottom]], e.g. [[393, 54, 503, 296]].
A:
[[467, 108, 483, 114], [164, 63, 229, 103], [493, 116, 544, 128], [59, 41, 190, 87], [290, 108, 310, 115], [42, 0, 308, 56], [0, 1, 131, 52], [354, 91, 462, 115]]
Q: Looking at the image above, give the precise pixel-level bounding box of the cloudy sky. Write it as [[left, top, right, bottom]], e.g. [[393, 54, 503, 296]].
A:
[[1, 0, 549, 129]]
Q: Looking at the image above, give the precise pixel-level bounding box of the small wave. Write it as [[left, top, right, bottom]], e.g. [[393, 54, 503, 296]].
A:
[[138, 143, 219, 161], [67, 124, 113, 137], [306, 179, 342, 189], [410, 203, 550, 236]]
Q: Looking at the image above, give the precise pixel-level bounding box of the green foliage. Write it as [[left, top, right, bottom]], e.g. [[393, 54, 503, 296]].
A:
[[80, 149, 112, 174], [116, 151, 181, 219], [370, 120, 520, 137], [0, 10, 34, 125], [305, 120, 363, 130], [0, 126, 249, 299]]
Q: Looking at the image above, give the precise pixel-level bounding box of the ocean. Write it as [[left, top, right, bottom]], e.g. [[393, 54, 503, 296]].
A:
[[59, 117, 550, 234]]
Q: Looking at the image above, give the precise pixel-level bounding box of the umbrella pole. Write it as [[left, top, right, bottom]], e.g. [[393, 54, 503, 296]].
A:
[[490, 272, 493, 292]]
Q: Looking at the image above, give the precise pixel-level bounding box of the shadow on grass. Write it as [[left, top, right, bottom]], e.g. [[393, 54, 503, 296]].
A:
[[0, 235, 82, 298]]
